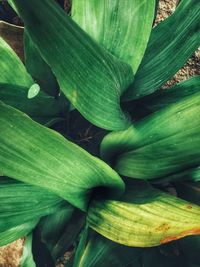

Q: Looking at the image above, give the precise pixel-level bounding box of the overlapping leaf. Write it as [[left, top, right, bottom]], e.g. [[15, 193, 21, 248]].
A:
[[0, 177, 66, 237], [0, 35, 33, 87], [0, 102, 124, 211], [101, 92, 200, 179], [87, 181, 200, 247], [128, 76, 200, 118], [24, 31, 59, 97], [72, 0, 155, 73], [0, 222, 37, 247], [12, 0, 134, 130], [123, 0, 200, 100], [0, 83, 68, 124]]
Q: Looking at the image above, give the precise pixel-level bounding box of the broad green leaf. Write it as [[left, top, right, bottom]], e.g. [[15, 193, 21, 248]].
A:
[[101, 92, 200, 179], [73, 230, 142, 267], [0, 83, 68, 125], [0, 177, 66, 233], [20, 234, 36, 267], [0, 222, 37, 247], [123, 0, 200, 100], [0, 20, 24, 60], [12, 0, 134, 130], [0, 36, 33, 87], [128, 76, 200, 118], [87, 181, 200, 247], [0, 102, 124, 211], [24, 30, 59, 97], [72, 0, 155, 73]]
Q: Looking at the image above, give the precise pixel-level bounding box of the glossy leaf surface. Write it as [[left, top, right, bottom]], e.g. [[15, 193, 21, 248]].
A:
[[88, 181, 200, 247], [124, 0, 200, 100], [12, 0, 134, 130], [0, 102, 124, 211], [101, 92, 200, 179], [72, 0, 155, 72]]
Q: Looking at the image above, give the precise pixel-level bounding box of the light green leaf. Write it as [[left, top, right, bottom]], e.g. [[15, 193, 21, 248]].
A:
[[0, 36, 33, 87], [0, 222, 38, 247], [27, 83, 40, 99], [101, 92, 200, 179], [72, 0, 155, 73], [123, 0, 200, 100], [87, 181, 200, 247], [0, 102, 124, 211], [12, 0, 134, 130], [20, 234, 36, 267]]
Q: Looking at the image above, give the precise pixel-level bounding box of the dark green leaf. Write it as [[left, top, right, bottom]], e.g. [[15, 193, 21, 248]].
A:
[[12, 0, 134, 130], [0, 177, 66, 236], [0, 83, 68, 124], [73, 230, 142, 267], [24, 30, 59, 97], [101, 92, 200, 179], [123, 0, 200, 100], [129, 76, 200, 117], [0, 102, 124, 211]]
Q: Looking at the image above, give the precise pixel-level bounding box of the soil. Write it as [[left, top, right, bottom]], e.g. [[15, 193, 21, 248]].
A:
[[0, 240, 24, 267], [0, 0, 199, 266]]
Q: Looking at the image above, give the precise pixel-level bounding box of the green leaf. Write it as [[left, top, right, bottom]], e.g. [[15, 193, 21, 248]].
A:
[[0, 102, 124, 211], [20, 234, 36, 267], [87, 181, 200, 247], [129, 76, 200, 117], [12, 0, 134, 130], [0, 222, 38, 247], [123, 0, 200, 100], [47, 210, 85, 260], [24, 30, 59, 97], [73, 230, 142, 267], [101, 92, 200, 179], [0, 36, 33, 87], [72, 0, 155, 73], [0, 177, 66, 235], [37, 206, 85, 260], [0, 83, 68, 125]]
